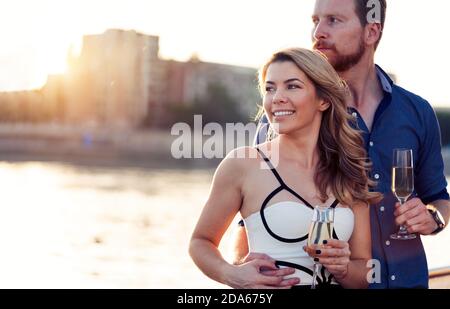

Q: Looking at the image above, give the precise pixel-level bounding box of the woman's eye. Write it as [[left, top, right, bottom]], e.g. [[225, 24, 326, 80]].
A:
[[265, 87, 275, 92], [288, 84, 300, 90]]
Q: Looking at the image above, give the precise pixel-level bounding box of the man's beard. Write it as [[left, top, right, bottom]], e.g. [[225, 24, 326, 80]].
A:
[[315, 38, 366, 72]]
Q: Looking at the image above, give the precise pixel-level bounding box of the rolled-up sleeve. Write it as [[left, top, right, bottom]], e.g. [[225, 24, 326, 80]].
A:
[[415, 103, 449, 203]]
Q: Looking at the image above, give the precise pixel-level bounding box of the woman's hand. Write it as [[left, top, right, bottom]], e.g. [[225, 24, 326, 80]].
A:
[[227, 252, 300, 289], [304, 239, 351, 280]]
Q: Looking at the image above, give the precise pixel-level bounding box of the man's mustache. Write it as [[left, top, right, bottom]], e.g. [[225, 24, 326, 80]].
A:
[[313, 41, 335, 50]]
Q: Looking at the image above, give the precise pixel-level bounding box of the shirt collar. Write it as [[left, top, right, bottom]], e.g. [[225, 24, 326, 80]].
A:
[[375, 64, 393, 94], [347, 65, 393, 130]]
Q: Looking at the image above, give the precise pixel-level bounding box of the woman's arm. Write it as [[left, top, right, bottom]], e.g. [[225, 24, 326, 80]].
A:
[[305, 203, 372, 289], [189, 148, 295, 288], [231, 224, 249, 265], [189, 149, 245, 285]]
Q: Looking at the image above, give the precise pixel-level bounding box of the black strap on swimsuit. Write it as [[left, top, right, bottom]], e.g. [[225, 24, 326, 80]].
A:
[[276, 260, 338, 288], [255, 147, 340, 243], [255, 147, 340, 288], [256, 148, 314, 209]]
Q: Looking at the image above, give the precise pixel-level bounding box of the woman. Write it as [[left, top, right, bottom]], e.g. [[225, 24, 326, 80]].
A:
[[189, 48, 380, 289]]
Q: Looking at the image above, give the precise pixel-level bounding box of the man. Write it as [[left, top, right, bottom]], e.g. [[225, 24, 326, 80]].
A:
[[235, 0, 449, 288]]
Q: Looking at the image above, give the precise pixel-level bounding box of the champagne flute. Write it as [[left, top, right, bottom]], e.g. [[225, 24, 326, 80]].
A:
[[307, 205, 334, 289], [390, 148, 416, 240]]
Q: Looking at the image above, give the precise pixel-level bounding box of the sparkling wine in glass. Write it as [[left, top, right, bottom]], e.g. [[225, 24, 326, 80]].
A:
[[390, 148, 416, 240], [307, 205, 334, 289]]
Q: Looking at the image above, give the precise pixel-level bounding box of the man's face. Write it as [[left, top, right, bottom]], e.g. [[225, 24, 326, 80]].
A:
[[312, 0, 366, 72]]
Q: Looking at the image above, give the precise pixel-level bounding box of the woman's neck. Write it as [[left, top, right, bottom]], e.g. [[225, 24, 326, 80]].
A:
[[277, 132, 320, 170]]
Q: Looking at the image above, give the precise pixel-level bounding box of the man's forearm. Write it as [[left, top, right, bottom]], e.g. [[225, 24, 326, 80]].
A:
[[429, 199, 450, 226]]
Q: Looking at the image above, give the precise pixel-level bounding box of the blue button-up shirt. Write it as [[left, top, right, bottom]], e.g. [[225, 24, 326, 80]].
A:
[[254, 65, 449, 289]]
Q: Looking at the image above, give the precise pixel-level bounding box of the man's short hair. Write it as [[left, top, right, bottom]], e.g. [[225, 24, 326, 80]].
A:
[[354, 0, 387, 49]]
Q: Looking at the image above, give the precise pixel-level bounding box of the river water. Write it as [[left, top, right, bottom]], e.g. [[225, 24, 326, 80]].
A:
[[0, 161, 448, 288]]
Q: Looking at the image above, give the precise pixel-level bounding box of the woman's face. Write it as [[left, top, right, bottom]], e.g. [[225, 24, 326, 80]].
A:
[[263, 61, 328, 135]]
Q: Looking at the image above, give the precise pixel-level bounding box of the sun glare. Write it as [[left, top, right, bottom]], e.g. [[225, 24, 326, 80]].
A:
[[0, 0, 449, 106]]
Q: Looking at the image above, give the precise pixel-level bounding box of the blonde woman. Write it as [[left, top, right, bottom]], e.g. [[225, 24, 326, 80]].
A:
[[189, 48, 380, 289]]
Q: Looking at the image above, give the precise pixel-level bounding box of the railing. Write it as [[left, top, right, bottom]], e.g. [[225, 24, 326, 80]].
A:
[[429, 267, 450, 289], [429, 267, 450, 279]]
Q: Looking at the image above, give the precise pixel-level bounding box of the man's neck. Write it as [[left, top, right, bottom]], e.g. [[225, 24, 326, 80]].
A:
[[338, 54, 384, 110]]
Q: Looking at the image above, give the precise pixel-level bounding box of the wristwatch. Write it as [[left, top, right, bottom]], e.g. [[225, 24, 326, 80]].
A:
[[427, 205, 445, 235]]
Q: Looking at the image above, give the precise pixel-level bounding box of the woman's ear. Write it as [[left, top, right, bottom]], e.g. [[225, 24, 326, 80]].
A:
[[318, 100, 330, 112]]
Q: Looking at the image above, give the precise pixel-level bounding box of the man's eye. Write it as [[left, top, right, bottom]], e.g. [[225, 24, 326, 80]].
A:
[[265, 87, 275, 92], [329, 16, 338, 24]]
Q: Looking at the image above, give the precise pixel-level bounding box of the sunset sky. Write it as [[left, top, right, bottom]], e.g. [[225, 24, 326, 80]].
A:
[[0, 0, 449, 107]]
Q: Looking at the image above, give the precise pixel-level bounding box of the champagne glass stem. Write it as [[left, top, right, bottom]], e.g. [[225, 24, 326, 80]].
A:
[[311, 263, 320, 289], [398, 198, 408, 233]]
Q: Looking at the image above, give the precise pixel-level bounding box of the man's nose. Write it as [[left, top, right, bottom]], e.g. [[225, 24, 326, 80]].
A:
[[312, 20, 328, 42]]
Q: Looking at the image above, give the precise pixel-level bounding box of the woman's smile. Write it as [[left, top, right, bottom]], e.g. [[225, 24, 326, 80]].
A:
[[272, 110, 296, 120]]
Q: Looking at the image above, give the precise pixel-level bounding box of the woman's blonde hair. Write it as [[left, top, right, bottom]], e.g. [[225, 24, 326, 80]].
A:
[[257, 47, 381, 206]]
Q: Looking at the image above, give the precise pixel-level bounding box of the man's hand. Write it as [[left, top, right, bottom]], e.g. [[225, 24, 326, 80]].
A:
[[230, 252, 300, 288], [394, 198, 438, 235]]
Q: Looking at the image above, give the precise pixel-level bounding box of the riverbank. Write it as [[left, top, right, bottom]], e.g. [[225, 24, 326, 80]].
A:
[[0, 123, 222, 169], [0, 124, 449, 176]]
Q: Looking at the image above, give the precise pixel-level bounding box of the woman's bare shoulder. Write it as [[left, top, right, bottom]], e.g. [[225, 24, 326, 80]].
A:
[[217, 146, 261, 177], [226, 146, 260, 161], [218, 141, 279, 178]]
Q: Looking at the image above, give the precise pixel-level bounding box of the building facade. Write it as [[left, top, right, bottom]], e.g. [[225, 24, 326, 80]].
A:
[[63, 29, 260, 128]]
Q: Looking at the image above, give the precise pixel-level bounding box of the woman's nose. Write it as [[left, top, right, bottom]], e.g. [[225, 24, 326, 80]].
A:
[[272, 89, 288, 104]]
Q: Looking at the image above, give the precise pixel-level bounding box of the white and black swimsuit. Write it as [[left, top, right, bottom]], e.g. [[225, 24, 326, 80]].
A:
[[243, 148, 355, 288]]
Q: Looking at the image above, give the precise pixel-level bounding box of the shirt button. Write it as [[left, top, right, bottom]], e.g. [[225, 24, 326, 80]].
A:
[[391, 275, 396, 281], [374, 174, 380, 180], [380, 206, 385, 212], [369, 141, 374, 147], [352, 112, 358, 118], [385, 240, 391, 246]]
